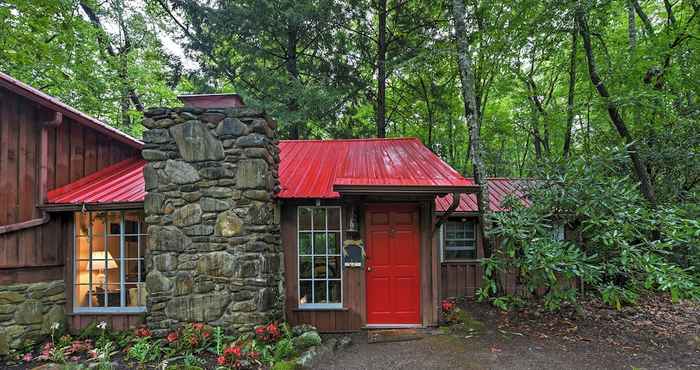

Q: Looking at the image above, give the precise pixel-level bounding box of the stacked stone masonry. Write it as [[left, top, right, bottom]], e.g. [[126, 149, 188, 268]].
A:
[[142, 106, 283, 336], [0, 280, 66, 355]]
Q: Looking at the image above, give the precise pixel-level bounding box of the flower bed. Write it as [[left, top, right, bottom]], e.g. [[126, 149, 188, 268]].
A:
[[1, 320, 322, 369]]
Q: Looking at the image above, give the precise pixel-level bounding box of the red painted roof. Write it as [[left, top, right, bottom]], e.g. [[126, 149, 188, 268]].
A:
[[278, 138, 474, 198], [0, 71, 143, 149], [435, 178, 533, 213], [47, 157, 146, 204], [47, 138, 476, 205]]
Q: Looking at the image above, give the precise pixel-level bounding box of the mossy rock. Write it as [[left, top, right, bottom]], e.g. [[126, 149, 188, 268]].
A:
[[272, 360, 299, 370], [293, 331, 322, 350]]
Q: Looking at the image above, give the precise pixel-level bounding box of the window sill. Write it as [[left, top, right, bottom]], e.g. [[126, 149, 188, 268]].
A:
[[441, 259, 483, 264], [294, 306, 347, 312], [70, 308, 147, 315]]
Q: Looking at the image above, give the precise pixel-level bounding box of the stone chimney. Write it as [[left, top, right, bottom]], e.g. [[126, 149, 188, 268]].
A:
[[141, 94, 282, 335]]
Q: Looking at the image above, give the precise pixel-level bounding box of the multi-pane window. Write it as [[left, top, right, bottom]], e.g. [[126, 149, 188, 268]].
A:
[[298, 207, 342, 308], [443, 219, 476, 260], [74, 211, 146, 312]]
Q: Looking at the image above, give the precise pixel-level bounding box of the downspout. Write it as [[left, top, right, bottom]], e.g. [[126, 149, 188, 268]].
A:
[[0, 111, 62, 235]]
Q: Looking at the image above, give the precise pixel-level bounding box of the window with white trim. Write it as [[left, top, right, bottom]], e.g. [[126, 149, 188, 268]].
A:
[[74, 211, 146, 312], [442, 219, 477, 260], [297, 207, 342, 308]]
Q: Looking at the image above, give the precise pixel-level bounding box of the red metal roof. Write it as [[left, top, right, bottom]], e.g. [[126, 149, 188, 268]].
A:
[[0, 71, 143, 149], [278, 138, 474, 198], [47, 138, 481, 205], [47, 157, 146, 205], [435, 178, 533, 213]]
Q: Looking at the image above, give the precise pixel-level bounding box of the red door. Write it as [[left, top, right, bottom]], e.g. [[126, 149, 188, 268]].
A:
[[365, 204, 421, 325]]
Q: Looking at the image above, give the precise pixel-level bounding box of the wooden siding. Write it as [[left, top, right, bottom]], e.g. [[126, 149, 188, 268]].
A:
[[69, 313, 144, 333], [0, 86, 138, 282], [282, 198, 437, 332]]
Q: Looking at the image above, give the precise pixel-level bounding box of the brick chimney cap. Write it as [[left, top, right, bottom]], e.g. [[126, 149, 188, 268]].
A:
[[177, 93, 245, 108]]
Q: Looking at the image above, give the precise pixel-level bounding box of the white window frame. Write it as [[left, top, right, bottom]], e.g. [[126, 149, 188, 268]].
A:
[[441, 219, 477, 262], [73, 211, 147, 314], [297, 206, 343, 310]]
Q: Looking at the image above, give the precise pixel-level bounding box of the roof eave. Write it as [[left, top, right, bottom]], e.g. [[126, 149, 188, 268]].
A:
[[333, 184, 480, 195]]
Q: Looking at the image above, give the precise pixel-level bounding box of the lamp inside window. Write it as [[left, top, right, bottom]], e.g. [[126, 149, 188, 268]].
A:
[[74, 211, 147, 311]]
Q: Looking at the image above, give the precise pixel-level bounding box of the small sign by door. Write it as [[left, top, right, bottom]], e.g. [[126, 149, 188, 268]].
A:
[[343, 240, 365, 267]]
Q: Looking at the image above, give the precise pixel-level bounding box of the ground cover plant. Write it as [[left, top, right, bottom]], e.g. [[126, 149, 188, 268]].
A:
[[1, 320, 322, 370]]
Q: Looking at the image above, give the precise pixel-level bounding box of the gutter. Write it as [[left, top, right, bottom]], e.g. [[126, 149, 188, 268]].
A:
[[0, 111, 62, 235]]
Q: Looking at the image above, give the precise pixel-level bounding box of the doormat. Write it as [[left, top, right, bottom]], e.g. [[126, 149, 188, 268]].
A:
[[367, 329, 425, 344]]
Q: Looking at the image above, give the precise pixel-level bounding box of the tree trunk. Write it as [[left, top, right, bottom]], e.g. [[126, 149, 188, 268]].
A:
[[286, 26, 301, 139], [419, 76, 434, 149], [451, 0, 493, 257], [576, 5, 657, 206], [563, 29, 577, 158], [376, 0, 388, 138], [627, 0, 637, 51]]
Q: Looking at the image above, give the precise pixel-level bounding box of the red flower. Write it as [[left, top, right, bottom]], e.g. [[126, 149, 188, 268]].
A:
[[255, 326, 265, 335], [189, 336, 199, 346], [135, 327, 151, 338], [166, 331, 178, 343], [202, 331, 211, 339], [223, 345, 241, 358], [217, 355, 227, 365]]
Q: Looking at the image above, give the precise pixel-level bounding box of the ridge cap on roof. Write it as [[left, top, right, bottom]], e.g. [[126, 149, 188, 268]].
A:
[[0, 70, 143, 149]]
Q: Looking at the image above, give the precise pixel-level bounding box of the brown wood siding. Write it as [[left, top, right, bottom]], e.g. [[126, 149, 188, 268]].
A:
[[69, 313, 145, 333], [283, 198, 437, 332], [439, 219, 578, 300], [0, 86, 139, 282]]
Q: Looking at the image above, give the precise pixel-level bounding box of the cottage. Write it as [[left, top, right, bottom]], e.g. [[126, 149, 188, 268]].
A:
[[0, 72, 529, 351]]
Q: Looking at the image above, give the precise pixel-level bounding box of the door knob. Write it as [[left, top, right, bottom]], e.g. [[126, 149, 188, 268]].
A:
[[367, 267, 372, 272]]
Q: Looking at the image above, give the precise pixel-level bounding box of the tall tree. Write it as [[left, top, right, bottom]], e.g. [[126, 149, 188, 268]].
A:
[[451, 0, 493, 256], [575, 3, 657, 206]]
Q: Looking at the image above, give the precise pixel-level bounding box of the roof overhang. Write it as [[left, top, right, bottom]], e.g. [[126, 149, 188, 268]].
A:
[[333, 184, 480, 196], [41, 201, 144, 212]]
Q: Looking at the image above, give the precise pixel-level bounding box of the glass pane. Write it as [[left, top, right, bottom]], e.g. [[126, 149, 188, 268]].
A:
[[327, 208, 341, 230], [75, 213, 90, 236], [76, 260, 105, 285], [76, 236, 91, 259], [446, 240, 466, 249], [313, 256, 327, 279], [299, 233, 312, 255], [106, 212, 121, 235], [299, 207, 312, 230], [464, 222, 475, 239], [124, 211, 143, 234], [445, 249, 475, 260], [92, 212, 107, 236], [125, 259, 141, 283], [75, 285, 90, 307], [314, 281, 327, 303], [105, 285, 121, 307], [125, 283, 141, 307], [106, 236, 120, 262], [299, 256, 312, 279], [313, 208, 326, 230], [125, 235, 139, 259], [328, 232, 341, 254], [313, 233, 326, 255], [299, 280, 312, 305], [328, 280, 341, 303], [328, 256, 341, 278]]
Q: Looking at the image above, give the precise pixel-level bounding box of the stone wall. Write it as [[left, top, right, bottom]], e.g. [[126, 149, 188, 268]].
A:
[[142, 105, 282, 336], [0, 280, 65, 355]]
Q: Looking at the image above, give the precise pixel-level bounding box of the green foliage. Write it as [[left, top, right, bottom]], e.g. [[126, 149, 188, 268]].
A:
[[480, 151, 700, 310], [127, 336, 162, 364]]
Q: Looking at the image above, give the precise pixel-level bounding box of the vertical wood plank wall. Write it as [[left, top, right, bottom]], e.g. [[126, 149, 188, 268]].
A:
[[282, 199, 436, 332], [0, 86, 139, 283]]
